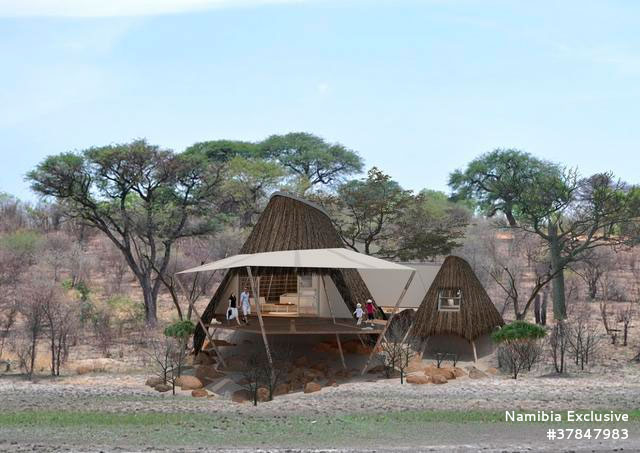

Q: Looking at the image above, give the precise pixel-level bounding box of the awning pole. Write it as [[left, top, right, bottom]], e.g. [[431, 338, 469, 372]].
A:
[[336, 333, 347, 370], [361, 269, 416, 375], [321, 274, 336, 325], [247, 266, 273, 370], [175, 274, 226, 368]]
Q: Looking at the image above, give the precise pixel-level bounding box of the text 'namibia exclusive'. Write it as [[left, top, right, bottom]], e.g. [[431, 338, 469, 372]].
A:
[[505, 411, 629, 423]]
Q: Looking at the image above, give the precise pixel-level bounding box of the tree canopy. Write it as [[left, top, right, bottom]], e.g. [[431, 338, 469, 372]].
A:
[[450, 148, 640, 319], [27, 139, 225, 325], [260, 132, 364, 193]]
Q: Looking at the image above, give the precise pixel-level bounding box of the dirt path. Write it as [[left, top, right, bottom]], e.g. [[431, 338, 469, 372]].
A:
[[1, 371, 639, 451]]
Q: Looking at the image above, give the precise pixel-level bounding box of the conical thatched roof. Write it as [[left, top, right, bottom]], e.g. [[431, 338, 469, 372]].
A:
[[193, 192, 376, 352], [412, 255, 504, 342]]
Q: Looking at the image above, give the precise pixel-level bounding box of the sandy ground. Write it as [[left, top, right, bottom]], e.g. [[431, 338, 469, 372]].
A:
[[1, 362, 639, 452]]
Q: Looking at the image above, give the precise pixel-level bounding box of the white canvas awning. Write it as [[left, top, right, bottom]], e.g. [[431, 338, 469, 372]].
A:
[[177, 248, 414, 274]]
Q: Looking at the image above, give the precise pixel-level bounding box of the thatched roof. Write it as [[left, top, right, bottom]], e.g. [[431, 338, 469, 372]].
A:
[[193, 192, 376, 352], [411, 255, 504, 342]]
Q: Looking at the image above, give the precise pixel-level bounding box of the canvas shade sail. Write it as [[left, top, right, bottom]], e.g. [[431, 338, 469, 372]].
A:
[[177, 248, 415, 274]]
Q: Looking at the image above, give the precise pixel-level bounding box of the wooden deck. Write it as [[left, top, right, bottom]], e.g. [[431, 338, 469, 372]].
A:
[[208, 315, 385, 335]]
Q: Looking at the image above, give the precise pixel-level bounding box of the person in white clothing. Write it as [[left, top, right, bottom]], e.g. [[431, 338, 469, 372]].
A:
[[240, 287, 251, 325], [353, 303, 364, 326]]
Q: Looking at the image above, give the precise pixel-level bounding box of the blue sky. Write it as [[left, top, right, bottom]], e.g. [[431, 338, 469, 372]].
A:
[[1, 0, 639, 201]]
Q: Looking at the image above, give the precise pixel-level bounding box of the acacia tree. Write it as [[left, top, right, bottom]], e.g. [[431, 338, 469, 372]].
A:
[[327, 167, 412, 255], [28, 140, 225, 325], [260, 132, 363, 194], [449, 149, 555, 227], [451, 149, 640, 320], [516, 172, 639, 319], [185, 140, 285, 227], [391, 190, 471, 261]]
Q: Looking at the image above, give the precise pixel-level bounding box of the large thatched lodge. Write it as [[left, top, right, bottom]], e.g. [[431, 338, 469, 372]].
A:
[[187, 192, 504, 368]]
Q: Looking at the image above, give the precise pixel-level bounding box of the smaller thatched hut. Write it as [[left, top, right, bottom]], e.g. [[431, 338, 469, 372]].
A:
[[411, 255, 504, 361]]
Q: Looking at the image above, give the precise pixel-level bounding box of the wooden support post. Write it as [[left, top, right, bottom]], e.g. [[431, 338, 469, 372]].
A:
[[361, 270, 416, 375], [175, 275, 226, 368], [336, 333, 347, 370], [247, 266, 273, 371], [321, 275, 337, 325], [471, 340, 478, 363]]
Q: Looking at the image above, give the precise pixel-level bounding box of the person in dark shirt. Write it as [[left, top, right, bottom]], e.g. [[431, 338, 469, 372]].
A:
[[226, 293, 240, 325]]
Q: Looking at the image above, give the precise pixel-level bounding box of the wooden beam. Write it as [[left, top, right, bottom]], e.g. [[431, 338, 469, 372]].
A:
[[335, 333, 347, 370], [175, 275, 226, 369], [247, 266, 273, 370], [471, 340, 478, 363], [321, 274, 337, 325], [361, 270, 416, 375]]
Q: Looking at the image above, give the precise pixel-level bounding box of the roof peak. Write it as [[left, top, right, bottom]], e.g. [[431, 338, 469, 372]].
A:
[[270, 191, 331, 219]]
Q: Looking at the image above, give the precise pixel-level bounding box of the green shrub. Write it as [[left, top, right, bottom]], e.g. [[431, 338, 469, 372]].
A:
[[492, 321, 546, 379], [0, 230, 42, 258], [164, 320, 195, 339], [491, 321, 546, 344]]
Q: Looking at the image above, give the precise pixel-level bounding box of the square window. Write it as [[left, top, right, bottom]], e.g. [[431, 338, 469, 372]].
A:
[[438, 288, 462, 311]]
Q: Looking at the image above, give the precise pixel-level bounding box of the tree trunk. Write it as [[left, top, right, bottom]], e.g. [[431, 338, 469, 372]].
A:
[[29, 334, 37, 380], [50, 335, 56, 376], [139, 275, 158, 326], [549, 225, 567, 320]]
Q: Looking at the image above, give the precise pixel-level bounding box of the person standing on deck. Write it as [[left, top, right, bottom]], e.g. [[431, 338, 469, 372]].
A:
[[365, 299, 376, 324], [240, 287, 251, 325], [353, 303, 364, 325], [226, 293, 240, 325]]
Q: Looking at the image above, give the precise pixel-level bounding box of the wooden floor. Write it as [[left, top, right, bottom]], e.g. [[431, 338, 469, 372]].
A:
[[209, 315, 385, 335]]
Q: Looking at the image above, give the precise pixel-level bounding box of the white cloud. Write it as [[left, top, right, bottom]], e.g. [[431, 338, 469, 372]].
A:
[[0, 0, 308, 17], [316, 82, 330, 94]]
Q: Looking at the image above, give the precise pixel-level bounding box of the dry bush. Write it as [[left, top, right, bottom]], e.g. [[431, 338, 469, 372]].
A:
[[42, 296, 81, 376], [549, 321, 570, 374]]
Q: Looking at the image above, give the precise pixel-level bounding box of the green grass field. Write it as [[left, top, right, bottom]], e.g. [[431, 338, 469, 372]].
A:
[[1, 409, 638, 449]]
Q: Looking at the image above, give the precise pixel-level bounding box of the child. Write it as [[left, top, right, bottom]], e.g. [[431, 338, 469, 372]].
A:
[[365, 299, 376, 323], [353, 303, 364, 326]]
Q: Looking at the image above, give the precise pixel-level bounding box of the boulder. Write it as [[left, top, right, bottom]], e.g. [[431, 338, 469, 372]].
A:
[[431, 375, 447, 384], [195, 365, 224, 384], [310, 362, 329, 373], [304, 369, 325, 381], [468, 367, 488, 379], [154, 383, 172, 392], [312, 342, 336, 353], [175, 375, 203, 390], [304, 381, 322, 394], [485, 367, 498, 375], [232, 389, 252, 403], [406, 374, 431, 385], [341, 340, 372, 355], [424, 365, 455, 380], [294, 356, 308, 367], [341, 339, 360, 354], [257, 387, 270, 402], [452, 367, 466, 378], [273, 383, 290, 396], [191, 388, 208, 398], [145, 376, 165, 387]]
